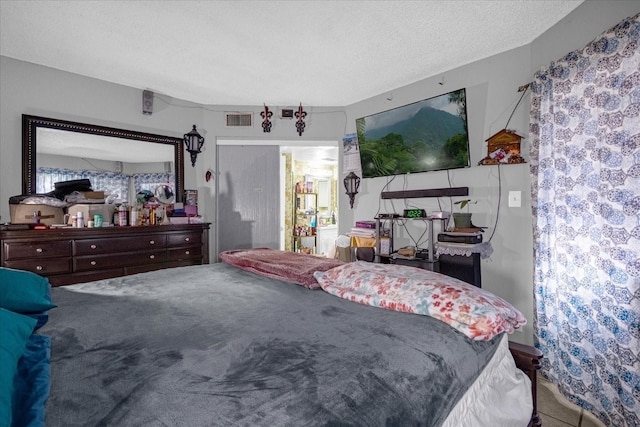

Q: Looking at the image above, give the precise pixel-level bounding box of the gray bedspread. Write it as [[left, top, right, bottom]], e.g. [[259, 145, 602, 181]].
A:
[[40, 263, 501, 426]]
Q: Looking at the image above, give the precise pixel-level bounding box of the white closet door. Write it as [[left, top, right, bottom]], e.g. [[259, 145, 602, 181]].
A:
[[216, 145, 280, 259]]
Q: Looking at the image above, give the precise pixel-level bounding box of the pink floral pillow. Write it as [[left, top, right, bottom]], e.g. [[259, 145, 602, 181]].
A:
[[314, 261, 526, 340]]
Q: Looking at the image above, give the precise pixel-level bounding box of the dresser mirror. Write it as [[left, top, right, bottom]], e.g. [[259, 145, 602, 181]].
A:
[[22, 115, 185, 202]]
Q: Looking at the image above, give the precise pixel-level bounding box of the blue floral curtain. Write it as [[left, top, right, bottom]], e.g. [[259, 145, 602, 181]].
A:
[[529, 13, 639, 426], [132, 172, 174, 194], [36, 167, 129, 200], [37, 168, 175, 202]]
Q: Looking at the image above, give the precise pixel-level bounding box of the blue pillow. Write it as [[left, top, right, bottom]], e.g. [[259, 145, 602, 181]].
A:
[[28, 285, 53, 331], [12, 334, 51, 427], [0, 267, 57, 313], [0, 308, 37, 427]]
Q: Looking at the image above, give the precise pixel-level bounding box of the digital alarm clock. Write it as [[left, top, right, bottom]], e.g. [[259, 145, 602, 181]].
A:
[[403, 208, 427, 218]]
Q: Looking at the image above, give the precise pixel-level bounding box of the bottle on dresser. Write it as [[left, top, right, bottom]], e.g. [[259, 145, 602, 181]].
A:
[[118, 204, 127, 226], [130, 205, 139, 227]]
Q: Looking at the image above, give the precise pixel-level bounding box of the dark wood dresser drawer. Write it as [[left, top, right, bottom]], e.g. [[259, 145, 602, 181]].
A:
[[167, 246, 202, 261], [74, 251, 167, 272], [167, 232, 202, 247], [74, 235, 167, 255], [4, 257, 72, 275], [1, 223, 209, 286], [3, 240, 72, 260]]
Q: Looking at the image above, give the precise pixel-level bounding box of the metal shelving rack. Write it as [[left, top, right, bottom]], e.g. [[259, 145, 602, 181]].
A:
[[292, 192, 317, 253], [374, 216, 447, 268]]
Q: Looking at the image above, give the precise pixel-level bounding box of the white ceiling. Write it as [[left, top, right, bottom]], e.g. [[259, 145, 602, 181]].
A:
[[0, 0, 584, 107]]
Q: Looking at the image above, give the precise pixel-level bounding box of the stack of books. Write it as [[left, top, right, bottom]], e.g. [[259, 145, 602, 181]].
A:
[[350, 220, 376, 238]]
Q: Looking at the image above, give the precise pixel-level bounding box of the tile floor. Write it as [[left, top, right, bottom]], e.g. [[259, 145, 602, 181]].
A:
[[537, 377, 605, 427]]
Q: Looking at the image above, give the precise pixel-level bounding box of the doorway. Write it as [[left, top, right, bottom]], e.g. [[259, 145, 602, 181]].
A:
[[216, 140, 338, 259], [282, 145, 339, 256]]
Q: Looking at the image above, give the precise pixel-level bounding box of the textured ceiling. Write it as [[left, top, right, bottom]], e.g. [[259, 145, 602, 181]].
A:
[[0, 1, 583, 107]]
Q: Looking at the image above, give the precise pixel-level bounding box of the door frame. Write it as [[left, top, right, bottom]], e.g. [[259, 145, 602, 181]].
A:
[[216, 138, 338, 257]]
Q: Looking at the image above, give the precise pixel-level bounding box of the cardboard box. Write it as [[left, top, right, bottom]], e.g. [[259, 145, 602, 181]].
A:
[[67, 204, 116, 225], [10, 204, 64, 226], [80, 191, 105, 199]]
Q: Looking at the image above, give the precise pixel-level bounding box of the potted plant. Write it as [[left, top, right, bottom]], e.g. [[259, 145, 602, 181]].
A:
[[453, 199, 476, 229]]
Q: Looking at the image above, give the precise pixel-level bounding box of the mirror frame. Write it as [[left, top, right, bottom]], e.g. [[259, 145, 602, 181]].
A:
[[22, 114, 185, 202]]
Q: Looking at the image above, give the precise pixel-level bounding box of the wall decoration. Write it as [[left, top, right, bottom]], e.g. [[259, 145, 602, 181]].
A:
[[295, 103, 307, 136], [260, 104, 273, 133], [478, 129, 525, 165]]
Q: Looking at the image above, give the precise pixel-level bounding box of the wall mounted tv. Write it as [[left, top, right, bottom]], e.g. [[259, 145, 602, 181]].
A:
[[356, 88, 470, 178]]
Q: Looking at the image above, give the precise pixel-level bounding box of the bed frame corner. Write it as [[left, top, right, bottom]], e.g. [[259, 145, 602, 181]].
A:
[[508, 340, 543, 427]]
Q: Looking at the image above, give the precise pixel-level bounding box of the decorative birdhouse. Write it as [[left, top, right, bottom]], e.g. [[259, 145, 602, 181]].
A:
[[478, 129, 525, 165]]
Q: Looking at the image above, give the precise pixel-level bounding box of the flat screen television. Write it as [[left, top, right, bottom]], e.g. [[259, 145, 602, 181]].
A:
[[356, 88, 470, 178]]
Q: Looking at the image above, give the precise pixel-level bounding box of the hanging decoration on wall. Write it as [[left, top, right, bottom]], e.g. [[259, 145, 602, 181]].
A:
[[343, 171, 361, 209], [260, 104, 273, 133], [295, 103, 307, 136], [478, 83, 529, 166], [184, 125, 205, 167]]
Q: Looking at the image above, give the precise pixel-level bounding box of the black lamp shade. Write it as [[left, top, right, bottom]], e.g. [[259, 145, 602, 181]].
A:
[[343, 172, 360, 209], [184, 125, 205, 167]]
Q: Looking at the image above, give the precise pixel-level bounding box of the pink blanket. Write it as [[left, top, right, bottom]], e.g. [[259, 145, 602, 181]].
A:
[[219, 248, 345, 289]]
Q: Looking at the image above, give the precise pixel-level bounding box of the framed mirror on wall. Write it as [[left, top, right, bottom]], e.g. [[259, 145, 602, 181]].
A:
[[22, 115, 185, 203], [305, 173, 336, 225], [316, 179, 330, 208]]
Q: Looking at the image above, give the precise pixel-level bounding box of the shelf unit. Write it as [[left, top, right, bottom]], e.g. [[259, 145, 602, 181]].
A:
[[373, 187, 468, 263], [374, 216, 448, 269], [292, 192, 317, 253], [366, 186, 481, 287]]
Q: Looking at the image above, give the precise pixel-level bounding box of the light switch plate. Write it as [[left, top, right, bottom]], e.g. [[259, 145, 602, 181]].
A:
[[508, 191, 522, 208]]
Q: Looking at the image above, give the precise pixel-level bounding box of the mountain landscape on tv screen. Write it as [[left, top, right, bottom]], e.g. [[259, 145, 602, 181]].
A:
[[364, 106, 465, 149], [357, 98, 469, 178]]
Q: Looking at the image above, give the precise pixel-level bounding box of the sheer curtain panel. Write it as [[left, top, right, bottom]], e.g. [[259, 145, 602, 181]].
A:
[[529, 13, 639, 427]]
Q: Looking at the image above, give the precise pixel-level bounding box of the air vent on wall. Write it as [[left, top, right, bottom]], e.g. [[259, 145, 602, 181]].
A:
[[225, 112, 253, 127]]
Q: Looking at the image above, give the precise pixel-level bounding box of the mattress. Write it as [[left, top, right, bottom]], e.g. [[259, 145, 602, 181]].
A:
[[444, 333, 532, 426], [39, 263, 532, 426]]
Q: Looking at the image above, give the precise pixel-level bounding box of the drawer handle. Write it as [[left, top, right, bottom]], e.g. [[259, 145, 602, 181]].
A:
[[91, 261, 97, 266], [150, 240, 155, 245], [149, 254, 155, 259], [185, 250, 190, 255], [91, 244, 97, 249], [36, 265, 43, 271], [184, 237, 190, 242], [36, 248, 43, 253]]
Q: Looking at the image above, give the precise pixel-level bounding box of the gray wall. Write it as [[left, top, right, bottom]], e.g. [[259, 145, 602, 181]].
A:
[[0, 56, 344, 256], [1, 1, 637, 345], [343, 1, 639, 345]]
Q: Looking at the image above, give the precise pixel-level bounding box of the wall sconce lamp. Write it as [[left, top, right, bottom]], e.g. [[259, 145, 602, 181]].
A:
[[184, 125, 205, 167], [343, 172, 361, 209]]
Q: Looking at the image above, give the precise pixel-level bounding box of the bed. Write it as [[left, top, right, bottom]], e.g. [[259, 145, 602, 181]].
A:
[[4, 249, 542, 426]]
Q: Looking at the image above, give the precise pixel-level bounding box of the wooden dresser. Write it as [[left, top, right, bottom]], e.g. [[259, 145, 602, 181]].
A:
[[1, 223, 210, 286]]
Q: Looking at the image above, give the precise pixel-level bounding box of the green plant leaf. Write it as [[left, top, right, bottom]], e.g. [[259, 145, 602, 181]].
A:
[[454, 199, 475, 210]]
